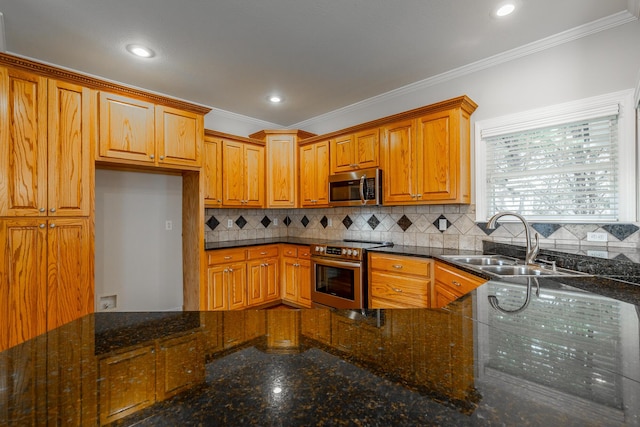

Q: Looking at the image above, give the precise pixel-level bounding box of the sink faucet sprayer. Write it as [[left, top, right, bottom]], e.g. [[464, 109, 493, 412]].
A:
[[486, 211, 539, 265]]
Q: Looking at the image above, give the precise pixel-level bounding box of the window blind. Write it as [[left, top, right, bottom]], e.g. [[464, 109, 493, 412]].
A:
[[484, 115, 619, 221]]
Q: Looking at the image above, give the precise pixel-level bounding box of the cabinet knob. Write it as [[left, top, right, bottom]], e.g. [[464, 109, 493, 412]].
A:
[[39, 207, 45, 213], [452, 280, 461, 287], [260, 251, 267, 255], [224, 256, 232, 260], [228, 268, 233, 272], [50, 223, 56, 228], [39, 223, 46, 229], [150, 154, 155, 159], [392, 288, 403, 293], [217, 199, 222, 203], [50, 207, 56, 213], [159, 155, 165, 160], [392, 264, 403, 269]]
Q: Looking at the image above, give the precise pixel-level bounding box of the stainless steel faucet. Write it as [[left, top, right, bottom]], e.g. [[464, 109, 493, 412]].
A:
[[487, 211, 539, 265]]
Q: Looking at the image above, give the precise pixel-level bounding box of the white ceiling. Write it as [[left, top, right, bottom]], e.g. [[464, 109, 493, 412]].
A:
[[0, 0, 634, 126]]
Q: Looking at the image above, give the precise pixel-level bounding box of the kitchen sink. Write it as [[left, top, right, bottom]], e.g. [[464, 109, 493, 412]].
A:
[[439, 255, 590, 277]]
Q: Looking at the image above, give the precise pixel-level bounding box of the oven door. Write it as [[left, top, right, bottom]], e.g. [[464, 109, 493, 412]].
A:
[[311, 257, 364, 310]]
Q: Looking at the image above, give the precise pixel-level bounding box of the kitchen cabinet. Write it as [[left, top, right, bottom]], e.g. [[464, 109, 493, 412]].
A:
[[222, 139, 265, 207], [368, 253, 432, 308], [267, 310, 300, 351], [205, 248, 247, 311], [299, 140, 329, 207], [98, 92, 203, 169], [381, 96, 477, 205], [0, 69, 93, 217], [203, 132, 223, 207], [249, 130, 315, 208], [432, 261, 486, 308], [156, 332, 204, 401], [330, 128, 379, 174], [281, 244, 312, 308], [0, 218, 92, 351], [247, 245, 280, 307]]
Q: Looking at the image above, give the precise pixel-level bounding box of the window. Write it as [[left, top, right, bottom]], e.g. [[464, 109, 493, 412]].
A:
[[475, 90, 636, 222]]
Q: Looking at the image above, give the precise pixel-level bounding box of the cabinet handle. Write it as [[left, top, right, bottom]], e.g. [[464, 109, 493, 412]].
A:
[[39, 223, 46, 229], [217, 199, 222, 203], [150, 154, 155, 159], [264, 262, 269, 266], [392, 288, 403, 293], [223, 268, 229, 273], [228, 268, 233, 272], [50, 208, 56, 213], [392, 264, 403, 269], [416, 194, 422, 199], [293, 263, 300, 267], [159, 155, 165, 160], [260, 251, 267, 255], [39, 207, 45, 213], [452, 280, 461, 287], [224, 256, 232, 260], [50, 223, 56, 228]]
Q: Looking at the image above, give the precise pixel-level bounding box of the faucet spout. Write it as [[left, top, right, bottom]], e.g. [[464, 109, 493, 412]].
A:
[[486, 211, 540, 265]]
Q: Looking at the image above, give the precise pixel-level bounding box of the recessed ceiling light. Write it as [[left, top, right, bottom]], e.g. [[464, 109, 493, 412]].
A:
[[269, 95, 283, 104], [495, 3, 516, 17], [126, 44, 155, 58]]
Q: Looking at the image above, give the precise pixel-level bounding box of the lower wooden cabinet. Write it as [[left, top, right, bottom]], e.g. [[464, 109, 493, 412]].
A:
[[368, 253, 432, 308], [281, 245, 312, 308], [98, 331, 204, 425], [432, 261, 486, 308]]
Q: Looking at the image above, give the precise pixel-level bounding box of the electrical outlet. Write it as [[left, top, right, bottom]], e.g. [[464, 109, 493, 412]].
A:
[[587, 232, 607, 242], [327, 218, 333, 227], [227, 219, 233, 228], [99, 295, 117, 311], [438, 218, 448, 231], [165, 220, 173, 231], [587, 250, 608, 258], [273, 218, 278, 226]]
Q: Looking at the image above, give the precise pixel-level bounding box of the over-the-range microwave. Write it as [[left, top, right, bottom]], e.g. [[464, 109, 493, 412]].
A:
[[328, 168, 382, 207]]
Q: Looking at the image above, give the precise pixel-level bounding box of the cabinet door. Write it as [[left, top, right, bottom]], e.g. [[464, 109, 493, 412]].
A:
[[98, 345, 156, 425], [266, 134, 296, 208], [264, 257, 280, 302], [416, 109, 457, 201], [0, 219, 47, 351], [247, 259, 266, 307], [155, 105, 202, 167], [282, 256, 298, 303], [315, 141, 329, 206], [354, 129, 379, 169], [222, 140, 244, 206], [244, 143, 265, 208], [156, 333, 204, 401], [48, 80, 93, 217], [330, 134, 354, 173], [205, 265, 228, 310], [228, 263, 247, 310], [382, 119, 417, 204], [297, 259, 311, 308], [0, 67, 48, 216], [98, 92, 155, 163], [204, 135, 223, 207], [300, 141, 329, 207], [47, 218, 93, 330]]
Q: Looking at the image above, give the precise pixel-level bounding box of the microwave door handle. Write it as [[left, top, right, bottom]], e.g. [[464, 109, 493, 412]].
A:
[[359, 175, 366, 205]]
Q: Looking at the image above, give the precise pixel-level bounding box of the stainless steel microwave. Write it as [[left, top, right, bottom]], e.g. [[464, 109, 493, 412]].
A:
[[328, 168, 382, 207]]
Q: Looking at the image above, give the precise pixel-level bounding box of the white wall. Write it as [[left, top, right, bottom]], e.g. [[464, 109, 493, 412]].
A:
[[95, 169, 183, 311]]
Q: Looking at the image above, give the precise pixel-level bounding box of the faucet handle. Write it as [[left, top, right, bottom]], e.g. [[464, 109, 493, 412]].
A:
[[529, 232, 540, 261]]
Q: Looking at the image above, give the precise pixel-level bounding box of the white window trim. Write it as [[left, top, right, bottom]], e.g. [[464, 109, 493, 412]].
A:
[[475, 89, 637, 222]]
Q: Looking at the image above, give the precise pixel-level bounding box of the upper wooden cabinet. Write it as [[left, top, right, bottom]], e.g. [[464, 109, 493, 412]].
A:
[[97, 92, 203, 169], [249, 129, 315, 208], [0, 68, 93, 217], [222, 138, 265, 208], [381, 97, 477, 205], [299, 140, 329, 207], [203, 132, 223, 208], [330, 128, 379, 174]]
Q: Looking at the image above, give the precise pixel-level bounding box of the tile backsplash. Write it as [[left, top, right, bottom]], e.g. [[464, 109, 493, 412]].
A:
[[205, 204, 640, 253]]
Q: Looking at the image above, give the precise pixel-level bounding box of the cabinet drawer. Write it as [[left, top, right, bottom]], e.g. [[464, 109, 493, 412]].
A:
[[434, 261, 485, 295], [298, 246, 311, 259], [369, 254, 431, 277], [207, 249, 246, 265], [369, 271, 429, 307], [247, 245, 279, 259], [281, 245, 298, 258]]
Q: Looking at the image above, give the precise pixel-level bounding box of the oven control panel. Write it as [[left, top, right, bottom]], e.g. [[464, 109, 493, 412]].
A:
[[312, 245, 362, 260]]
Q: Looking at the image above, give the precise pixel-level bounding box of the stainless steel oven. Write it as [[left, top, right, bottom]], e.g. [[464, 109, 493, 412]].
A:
[[310, 240, 392, 310]]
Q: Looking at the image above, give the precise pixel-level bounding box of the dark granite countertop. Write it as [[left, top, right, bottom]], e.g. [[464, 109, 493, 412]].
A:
[[204, 237, 330, 250], [2, 272, 639, 426]]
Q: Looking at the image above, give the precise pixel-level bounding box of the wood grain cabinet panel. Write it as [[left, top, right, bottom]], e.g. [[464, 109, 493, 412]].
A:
[[432, 261, 486, 308], [299, 140, 329, 207], [368, 253, 432, 308], [280, 245, 312, 308], [266, 133, 297, 208], [155, 105, 202, 168], [330, 129, 379, 174], [156, 332, 204, 401], [203, 134, 223, 207], [222, 139, 265, 208]]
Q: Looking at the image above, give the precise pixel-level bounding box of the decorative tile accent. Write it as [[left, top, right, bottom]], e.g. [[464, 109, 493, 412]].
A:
[[283, 216, 292, 227], [531, 223, 561, 238], [397, 215, 413, 232], [477, 222, 498, 235], [301, 215, 310, 228], [260, 216, 272, 228], [602, 224, 640, 241], [320, 216, 329, 229], [342, 215, 353, 230], [431, 214, 450, 233], [205, 216, 220, 231], [367, 215, 380, 230], [235, 216, 247, 229], [614, 253, 633, 262]]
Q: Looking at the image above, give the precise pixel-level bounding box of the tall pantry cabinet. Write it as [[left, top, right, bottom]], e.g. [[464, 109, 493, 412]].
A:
[[0, 66, 94, 351]]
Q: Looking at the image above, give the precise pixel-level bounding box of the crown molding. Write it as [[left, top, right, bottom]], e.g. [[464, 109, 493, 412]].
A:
[[205, 106, 282, 130], [291, 10, 638, 131]]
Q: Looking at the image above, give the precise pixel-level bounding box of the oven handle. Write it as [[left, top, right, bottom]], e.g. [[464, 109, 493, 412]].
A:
[[311, 257, 361, 269], [359, 175, 366, 205]]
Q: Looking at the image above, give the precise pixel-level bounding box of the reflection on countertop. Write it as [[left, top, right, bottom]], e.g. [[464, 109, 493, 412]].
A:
[[1, 274, 639, 426]]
